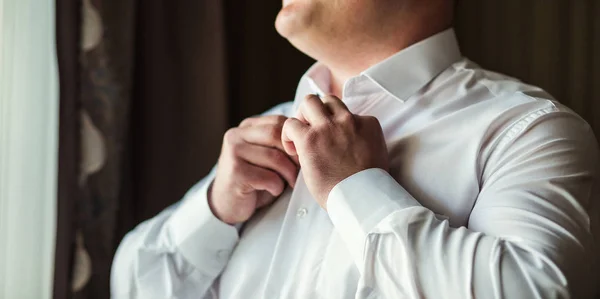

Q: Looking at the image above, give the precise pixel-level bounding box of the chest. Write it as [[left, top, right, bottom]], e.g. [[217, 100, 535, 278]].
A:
[[218, 140, 481, 299], [218, 177, 360, 298], [218, 97, 484, 298]]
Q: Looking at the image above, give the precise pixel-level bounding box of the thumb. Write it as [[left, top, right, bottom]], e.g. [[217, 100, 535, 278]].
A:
[[281, 117, 309, 157]]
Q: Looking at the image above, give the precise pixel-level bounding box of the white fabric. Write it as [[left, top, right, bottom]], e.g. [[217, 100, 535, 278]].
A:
[[0, 0, 59, 298], [111, 29, 600, 299]]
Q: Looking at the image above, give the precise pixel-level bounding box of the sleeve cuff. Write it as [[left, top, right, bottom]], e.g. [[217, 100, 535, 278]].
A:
[[167, 178, 239, 276], [326, 168, 420, 266]]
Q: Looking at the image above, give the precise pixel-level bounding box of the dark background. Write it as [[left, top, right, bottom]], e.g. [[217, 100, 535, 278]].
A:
[[54, 1, 600, 298]]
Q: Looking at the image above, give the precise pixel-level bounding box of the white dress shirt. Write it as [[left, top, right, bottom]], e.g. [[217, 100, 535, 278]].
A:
[[111, 29, 600, 299]]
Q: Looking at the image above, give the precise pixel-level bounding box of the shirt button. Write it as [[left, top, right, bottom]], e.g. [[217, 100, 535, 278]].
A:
[[217, 249, 230, 263], [296, 208, 308, 219]]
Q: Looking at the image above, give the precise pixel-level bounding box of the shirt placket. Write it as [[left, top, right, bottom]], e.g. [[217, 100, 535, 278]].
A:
[[260, 171, 321, 298]]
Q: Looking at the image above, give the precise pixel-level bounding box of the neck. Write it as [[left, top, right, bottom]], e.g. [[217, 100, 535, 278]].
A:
[[329, 71, 346, 98], [325, 19, 453, 98]]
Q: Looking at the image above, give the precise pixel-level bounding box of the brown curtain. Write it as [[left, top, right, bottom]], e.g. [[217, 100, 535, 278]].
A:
[[455, 0, 600, 136], [123, 0, 229, 228], [55, 0, 80, 297], [124, 1, 314, 227], [70, 0, 137, 297], [55, 1, 600, 298]]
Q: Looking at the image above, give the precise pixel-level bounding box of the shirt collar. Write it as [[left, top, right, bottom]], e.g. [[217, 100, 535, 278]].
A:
[[298, 28, 461, 103]]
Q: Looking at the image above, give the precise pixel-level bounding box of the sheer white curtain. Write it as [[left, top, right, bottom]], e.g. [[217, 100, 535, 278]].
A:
[[0, 0, 58, 298]]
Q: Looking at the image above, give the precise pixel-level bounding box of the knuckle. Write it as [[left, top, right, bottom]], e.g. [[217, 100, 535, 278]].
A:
[[364, 115, 377, 122], [257, 170, 280, 187], [302, 94, 318, 106], [358, 115, 377, 126], [223, 128, 239, 144], [283, 117, 297, 127], [338, 111, 354, 123], [229, 142, 243, 156], [225, 137, 244, 157], [269, 175, 285, 193], [239, 118, 250, 127], [367, 116, 381, 126], [266, 125, 282, 141], [271, 149, 287, 164], [266, 171, 281, 184], [273, 115, 288, 125], [239, 117, 256, 127], [323, 117, 336, 129], [304, 94, 318, 101], [230, 158, 245, 174], [305, 129, 320, 143], [299, 98, 309, 110], [323, 95, 338, 102]]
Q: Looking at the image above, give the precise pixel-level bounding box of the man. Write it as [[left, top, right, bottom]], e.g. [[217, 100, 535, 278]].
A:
[[111, 0, 600, 298]]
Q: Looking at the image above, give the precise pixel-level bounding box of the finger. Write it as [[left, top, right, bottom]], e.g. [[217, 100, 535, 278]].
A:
[[281, 117, 310, 156], [321, 95, 350, 115], [297, 94, 330, 125], [236, 143, 298, 188], [358, 115, 382, 128], [239, 115, 288, 128], [241, 162, 285, 197], [256, 190, 276, 209], [238, 124, 287, 153], [290, 154, 300, 166]]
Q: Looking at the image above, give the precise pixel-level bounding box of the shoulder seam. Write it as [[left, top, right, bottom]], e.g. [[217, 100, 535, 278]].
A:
[[495, 103, 560, 151]]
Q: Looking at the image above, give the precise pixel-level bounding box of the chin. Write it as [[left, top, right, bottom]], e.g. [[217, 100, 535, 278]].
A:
[[275, 0, 324, 60], [275, 2, 310, 39]]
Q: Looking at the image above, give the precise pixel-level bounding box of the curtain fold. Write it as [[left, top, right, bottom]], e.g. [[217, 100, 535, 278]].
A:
[[71, 0, 136, 297], [54, 0, 80, 297]]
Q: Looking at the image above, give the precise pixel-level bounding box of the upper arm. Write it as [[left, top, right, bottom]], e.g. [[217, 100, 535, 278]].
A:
[[469, 108, 599, 297]]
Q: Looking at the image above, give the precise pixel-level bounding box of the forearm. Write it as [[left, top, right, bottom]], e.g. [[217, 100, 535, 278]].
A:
[[360, 208, 582, 298], [110, 174, 239, 299], [327, 169, 595, 299], [110, 101, 295, 298]]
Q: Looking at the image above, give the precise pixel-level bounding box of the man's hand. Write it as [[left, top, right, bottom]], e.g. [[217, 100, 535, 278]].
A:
[[281, 94, 389, 208], [210, 115, 299, 225]]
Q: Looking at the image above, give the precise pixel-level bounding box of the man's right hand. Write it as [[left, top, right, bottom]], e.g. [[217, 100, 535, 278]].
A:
[[209, 115, 299, 225]]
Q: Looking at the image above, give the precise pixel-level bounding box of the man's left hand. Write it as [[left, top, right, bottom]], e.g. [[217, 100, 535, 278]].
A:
[[282, 94, 390, 209]]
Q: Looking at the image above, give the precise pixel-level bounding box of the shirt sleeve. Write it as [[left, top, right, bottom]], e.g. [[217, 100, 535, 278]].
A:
[[327, 111, 600, 299], [110, 101, 294, 299]]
